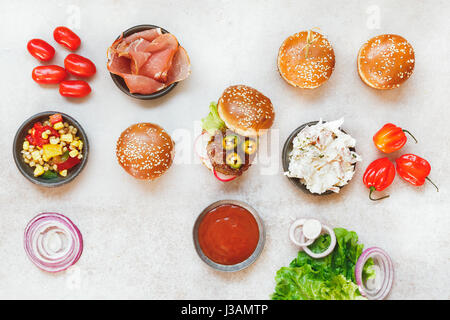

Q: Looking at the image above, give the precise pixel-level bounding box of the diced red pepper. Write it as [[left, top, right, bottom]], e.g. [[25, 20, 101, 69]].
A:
[[49, 113, 63, 125], [44, 126, 60, 138], [28, 121, 60, 147], [26, 134, 36, 145], [57, 156, 81, 171]]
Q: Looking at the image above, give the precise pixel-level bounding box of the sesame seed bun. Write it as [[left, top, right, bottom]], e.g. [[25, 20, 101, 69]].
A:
[[116, 123, 174, 180], [217, 85, 275, 137], [277, 30, 335, 89], [357, 34, 415, 90]]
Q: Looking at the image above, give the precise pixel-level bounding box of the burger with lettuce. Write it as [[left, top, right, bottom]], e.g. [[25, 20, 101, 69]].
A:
[[195, 85, 275, 181]]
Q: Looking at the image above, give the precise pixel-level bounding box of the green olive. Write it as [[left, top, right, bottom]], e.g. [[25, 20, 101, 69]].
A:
[[226, 152, 242, 169], [243, 139, 258, 155], [223, 135, 239, 150]]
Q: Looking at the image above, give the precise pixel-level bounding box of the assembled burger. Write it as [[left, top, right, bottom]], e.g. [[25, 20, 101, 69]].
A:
[[195, 85, 275, 181]]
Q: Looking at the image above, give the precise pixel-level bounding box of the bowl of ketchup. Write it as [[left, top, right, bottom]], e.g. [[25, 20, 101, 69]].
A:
[[193, 200, 265, 272]]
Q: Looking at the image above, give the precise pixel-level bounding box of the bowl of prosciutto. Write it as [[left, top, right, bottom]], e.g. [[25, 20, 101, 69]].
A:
[[107, 24, 191, 100]]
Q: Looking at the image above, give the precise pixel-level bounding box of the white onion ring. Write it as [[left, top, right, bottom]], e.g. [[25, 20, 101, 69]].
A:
[[24, 212, 83, 273], [289, 219, 314, 247], [355, 247, 394, 300], [299, 224, 336, 259]]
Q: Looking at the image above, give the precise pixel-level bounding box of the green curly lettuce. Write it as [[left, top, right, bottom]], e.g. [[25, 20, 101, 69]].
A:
[[271, 227, 375, 300], [201, 102, 225, 134]]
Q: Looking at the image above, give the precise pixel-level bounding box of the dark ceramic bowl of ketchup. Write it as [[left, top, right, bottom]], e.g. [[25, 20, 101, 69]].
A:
[[193, 200, 265, 272]]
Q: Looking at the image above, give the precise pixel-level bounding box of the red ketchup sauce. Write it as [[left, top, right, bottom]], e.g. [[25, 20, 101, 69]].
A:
[[198, 204, 259, 265]]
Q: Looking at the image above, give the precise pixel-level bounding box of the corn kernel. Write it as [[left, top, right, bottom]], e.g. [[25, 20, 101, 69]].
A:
[[23, 141, 30, 151], [60, 134, 73, 143], [34, 165, 44, 177], [29, 161, 35, 167], [41, 129, 51, 139], [59, 170, 68, 177], [49, 136, 60, 145], [78, 141, 83, 150], [53, 122, 64, 130], [70, 140, 79, 148], [31, 150, 41, 161], [42, 155, 49, 162], [69, 149, 79, 158]]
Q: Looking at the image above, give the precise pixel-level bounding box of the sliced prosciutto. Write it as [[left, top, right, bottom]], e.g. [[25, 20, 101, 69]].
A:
[[167, 47, 191, 85], [121, 74, 165, 94], [107, 28, 190, 95]]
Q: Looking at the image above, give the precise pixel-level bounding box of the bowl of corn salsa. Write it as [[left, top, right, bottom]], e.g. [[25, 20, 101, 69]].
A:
[[13, 111, 89, 187]]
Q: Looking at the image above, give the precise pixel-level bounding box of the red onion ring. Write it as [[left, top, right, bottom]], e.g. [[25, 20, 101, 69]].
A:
[[355, 247, 394, 300], [24, 212, 83, 272], [213, 168, 237, 182]]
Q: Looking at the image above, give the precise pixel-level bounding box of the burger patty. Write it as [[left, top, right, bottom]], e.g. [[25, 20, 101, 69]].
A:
[[206, 130, 254, 176]]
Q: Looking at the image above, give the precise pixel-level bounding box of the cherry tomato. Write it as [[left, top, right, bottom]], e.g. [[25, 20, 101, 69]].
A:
[[27, 39, 55, 61], [64, 53, 96, 78], [53, 26, 81, 51], [32, 65, 67, 84], [59, 80, 91, 98]]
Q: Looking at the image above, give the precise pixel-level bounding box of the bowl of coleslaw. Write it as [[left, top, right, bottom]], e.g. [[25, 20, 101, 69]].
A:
[[282, 119, 361, 195]]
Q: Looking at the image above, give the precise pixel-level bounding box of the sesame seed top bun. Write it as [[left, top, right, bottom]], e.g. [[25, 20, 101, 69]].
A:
[[357, 34, 415, 90], [217, 85, 275, 137], [116, 123, 174, 180], [277, 30, 335, 89]]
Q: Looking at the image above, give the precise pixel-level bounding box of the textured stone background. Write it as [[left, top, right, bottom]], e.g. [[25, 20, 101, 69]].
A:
[[0, 0, 449, 299]]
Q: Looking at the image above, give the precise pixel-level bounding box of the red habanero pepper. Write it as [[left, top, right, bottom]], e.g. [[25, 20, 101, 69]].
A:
[[373, 123, 418, 153], [363, 157, 396, 201], [395, 154, 439, 192]]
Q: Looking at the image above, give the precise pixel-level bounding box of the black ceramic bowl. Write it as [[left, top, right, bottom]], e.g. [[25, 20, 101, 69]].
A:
[[109, 24, 178, 100], [13, 111, 89, 187], [193, 200, 266, 272], [282, 120, 357, 195]]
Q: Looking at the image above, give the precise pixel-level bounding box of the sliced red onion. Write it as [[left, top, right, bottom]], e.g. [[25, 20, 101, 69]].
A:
[[355, 247, 393, 300], [24, 212, 83, 273], [213, 168, 237, 182]]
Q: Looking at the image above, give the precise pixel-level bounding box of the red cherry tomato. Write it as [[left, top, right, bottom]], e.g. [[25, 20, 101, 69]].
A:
[[64, 53, 96, 78], [32, 65, 67, 84], [27, 39, 55, 61], [53, 26, 81, 51], [59, 80, 91, 98]]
